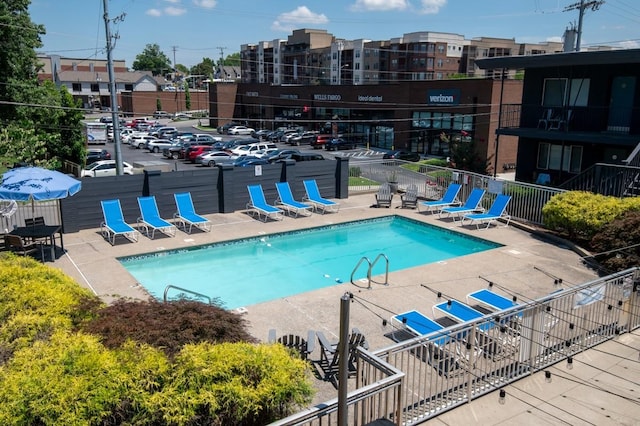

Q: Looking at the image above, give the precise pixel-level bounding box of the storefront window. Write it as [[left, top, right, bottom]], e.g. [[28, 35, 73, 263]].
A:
[[537, 142, 583, 173]]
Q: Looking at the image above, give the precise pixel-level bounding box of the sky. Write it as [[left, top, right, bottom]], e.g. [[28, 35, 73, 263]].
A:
[[29, 0, 640, 69]]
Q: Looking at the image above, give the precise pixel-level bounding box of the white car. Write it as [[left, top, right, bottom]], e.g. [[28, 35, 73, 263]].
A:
[[81, 160, 134, 177], [230, 142, 277, 157], [145, 139, 174, 153], [130, 135, 157, 149], [253, 148, 279, 159], [197, 151, 233, 167], [227, 125, 255, 135]]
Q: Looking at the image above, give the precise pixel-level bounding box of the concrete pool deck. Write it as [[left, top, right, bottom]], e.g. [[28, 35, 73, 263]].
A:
[[50, 192, 639, 425]]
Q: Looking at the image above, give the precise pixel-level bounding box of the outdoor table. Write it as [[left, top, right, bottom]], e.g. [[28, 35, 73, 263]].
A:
[[10, 225, 63, 261]]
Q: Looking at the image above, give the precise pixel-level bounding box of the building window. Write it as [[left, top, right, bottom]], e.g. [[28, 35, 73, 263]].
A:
[[427, 58, 434, 68], [437, 59, 443, 68], [90, 83, 99, 92], [125, 84, 133, 91], [542, 78, 567, 107], [537, 143, 583, 173], [72, 62, 78, 71], [437, 44, 445, 53], [355, 49, 361, 58], [72, 83, 81, 92], [569, 78, 590, 107]]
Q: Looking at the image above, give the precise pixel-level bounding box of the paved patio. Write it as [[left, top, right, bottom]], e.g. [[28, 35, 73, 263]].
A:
[[49, 192, 639, 425]]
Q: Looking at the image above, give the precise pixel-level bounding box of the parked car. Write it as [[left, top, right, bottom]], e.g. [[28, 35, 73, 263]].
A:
[[153, 110, 172, 119], [173, 112, 192, 120], [81, 160, 134, 177], [223, 138, 259, 153], [197, 151, 233, 167], [310, 134, 335, 149], [86, 149, 111, 165], [252, 129, 271, 140], [129, 134, 158, 149], [217, 121, 240, 134], [235, 158, 270, 167], [253, 148, 280, 159], [265, 149, 300, 163], [163, 141, 186, 159], [229, 142, 277, 157], [325, 138, 356, 151], [227, 125, 255, 135], [288, 131, 317, 146], [146, 139, 174, 153], [186, 145, 214, 163], [382, 150, 420, 162], [287, 153, 325, 162], [182, 134, 222, 144], [149, 126, 177, 138]]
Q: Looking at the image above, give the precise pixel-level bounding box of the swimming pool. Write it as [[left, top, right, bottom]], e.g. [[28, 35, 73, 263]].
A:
[[119, 216, 502, 309]]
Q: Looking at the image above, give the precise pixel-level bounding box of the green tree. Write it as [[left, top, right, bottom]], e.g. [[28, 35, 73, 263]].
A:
[[156, 98, 162, 111], [448, 134, 492, 174], [0, 0, 45, 121], [191, 57, 215, 80], [132, 43, 172, 76], [175, 63, 189, 75], [220, 52, 240, 66]]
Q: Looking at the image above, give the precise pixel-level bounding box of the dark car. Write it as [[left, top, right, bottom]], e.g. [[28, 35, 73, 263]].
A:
[[288, 131, 317, 146], [163, 141, 190, 159], [86, 149, 111, 165], [325, 138, 356, 151], [310, 134, 335, 149], [383, 150, 420, 162], [265, 149, 300, 163], [288, 153, 325, 162], [235, 158, 270, 167]]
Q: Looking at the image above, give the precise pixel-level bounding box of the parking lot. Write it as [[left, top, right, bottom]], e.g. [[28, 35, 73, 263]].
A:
[[88, 118, 383, 173]]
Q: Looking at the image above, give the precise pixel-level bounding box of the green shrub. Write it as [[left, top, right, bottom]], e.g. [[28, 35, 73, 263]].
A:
[[82, 299, 256, 358], [0, 254, 101, 362], [0, 331, 170, 425], [349, 166, 361, 177], [542, 191, 629, 241], [590, 210, 640, 273], [149, 342, 314, 425]]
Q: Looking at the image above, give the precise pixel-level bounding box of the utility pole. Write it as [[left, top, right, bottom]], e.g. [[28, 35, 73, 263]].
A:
[[216, 46, 226, 77], [102, 0, 125, 175], [172, 46, 178, 81], [563, 0, 605, 51]]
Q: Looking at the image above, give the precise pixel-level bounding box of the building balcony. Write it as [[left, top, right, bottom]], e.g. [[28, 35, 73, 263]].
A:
[[496, 103, 640, 147]]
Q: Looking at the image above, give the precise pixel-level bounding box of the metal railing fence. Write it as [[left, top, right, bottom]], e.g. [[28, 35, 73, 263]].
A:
[[348, 159, 563, 225], [274, 268, 640, 425]]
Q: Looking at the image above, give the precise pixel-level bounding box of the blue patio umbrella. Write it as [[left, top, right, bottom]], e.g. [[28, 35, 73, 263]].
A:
[[0, 167, 81, 219]]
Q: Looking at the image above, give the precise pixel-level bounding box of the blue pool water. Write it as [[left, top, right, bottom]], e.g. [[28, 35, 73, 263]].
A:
[[119, 216, 501, 309]]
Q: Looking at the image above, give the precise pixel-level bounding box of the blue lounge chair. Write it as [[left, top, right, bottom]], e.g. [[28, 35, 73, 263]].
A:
[[100, 199, 139, 245], [246, 184, 284, 222], [173, 192, 212, 233], [419, 183, 461, 214], [274, 182, 312, 217], [433, 300, 485, 324], [136, 195, 177, 239], [391, 310, 449, 346], [466, 289, 518, 312], [439, 188, 486, 222], [302, 179, 339, 214], [461, 194, 512, 229]]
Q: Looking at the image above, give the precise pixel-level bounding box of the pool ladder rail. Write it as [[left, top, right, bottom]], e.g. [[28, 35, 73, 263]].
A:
[[164, 284, 212, 305], [350, 253, 389, 289]]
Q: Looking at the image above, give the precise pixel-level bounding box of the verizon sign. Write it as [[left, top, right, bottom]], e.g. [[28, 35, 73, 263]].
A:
[[427, 89, 460, 105]]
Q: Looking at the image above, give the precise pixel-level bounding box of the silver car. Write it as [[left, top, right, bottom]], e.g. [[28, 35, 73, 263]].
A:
[[197, 151, 233, 167]]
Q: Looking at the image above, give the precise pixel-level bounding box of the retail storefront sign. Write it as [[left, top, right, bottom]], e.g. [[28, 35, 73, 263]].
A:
[[427, 89, 460, 105]]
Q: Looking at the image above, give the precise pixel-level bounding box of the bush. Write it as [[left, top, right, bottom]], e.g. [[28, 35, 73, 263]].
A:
[[0, 254, 101, 363], [542, 191, 630, 241], [349, 166, 362, 177], [81, 299, 257, 358], [590, 210, 640, 273]]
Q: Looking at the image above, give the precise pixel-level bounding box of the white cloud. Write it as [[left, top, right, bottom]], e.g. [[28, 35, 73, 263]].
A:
[[193, 0, 217, 8], [271, 7, 329, 32], [350, 0, 408, 12], [418, 0, 446, 14], [146, 8, 162, 17], [165, 6, 187, 16], [163, 0, 181, 3]]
